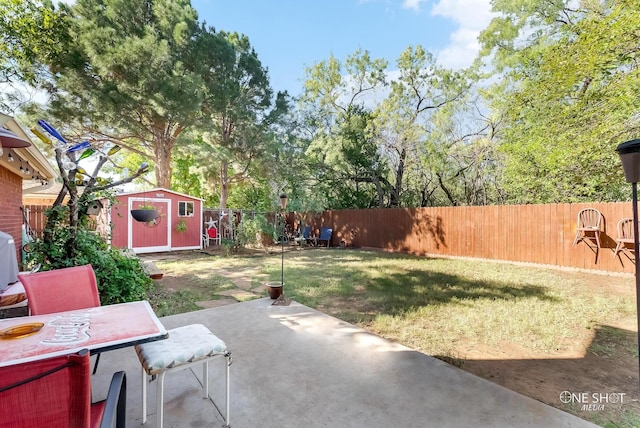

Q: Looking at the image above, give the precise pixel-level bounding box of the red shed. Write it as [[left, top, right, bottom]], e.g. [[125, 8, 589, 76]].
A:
[[107, 188, 203, 254]]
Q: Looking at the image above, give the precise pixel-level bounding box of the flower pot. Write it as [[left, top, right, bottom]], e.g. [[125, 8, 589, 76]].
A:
[[266, 281, 283, 299], [131, 209, 158, 223]]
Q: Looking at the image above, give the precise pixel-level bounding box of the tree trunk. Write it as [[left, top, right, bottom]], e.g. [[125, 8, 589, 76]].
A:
[[152, 122, 182, 189], [66, 184, 79, 260], [153, 135, 173, 189], [219, 160, 229, 208], [374, 177, 384, 208], [390, 147, 406, 207], [437, 172, 458, 206]]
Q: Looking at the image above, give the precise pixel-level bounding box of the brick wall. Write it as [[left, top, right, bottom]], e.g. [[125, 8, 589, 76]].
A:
[[0, 165, 23, 266]]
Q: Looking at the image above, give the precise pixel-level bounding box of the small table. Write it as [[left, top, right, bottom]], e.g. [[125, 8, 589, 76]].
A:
[[0, 300, 167, 367]]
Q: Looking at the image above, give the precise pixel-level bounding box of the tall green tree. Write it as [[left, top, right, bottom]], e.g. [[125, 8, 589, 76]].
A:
[[193, 31, 289, 208], [373, 45, 473, 207], [301, 49, 389, 208], [1, 0, 240, 190], [170, 152, 202, 199], [479, 0, 640, 202], [301, 47, 489, 209], [0, 0, 69, 112], [414, 87, 504, 207]]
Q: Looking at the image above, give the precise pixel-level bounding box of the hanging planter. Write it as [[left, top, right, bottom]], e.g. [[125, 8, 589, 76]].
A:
[[175, 220, 187, 233], [131, 208, 158, 223]]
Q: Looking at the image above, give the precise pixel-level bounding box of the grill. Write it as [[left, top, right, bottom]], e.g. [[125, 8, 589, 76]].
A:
[[0, 230, 19, 292]]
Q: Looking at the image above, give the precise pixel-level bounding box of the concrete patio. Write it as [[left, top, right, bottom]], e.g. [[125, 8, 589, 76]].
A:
[[93, 298, 597, 428]]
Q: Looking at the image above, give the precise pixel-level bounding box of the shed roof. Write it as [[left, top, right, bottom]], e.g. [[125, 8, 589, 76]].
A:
[[115, 187, 204, 201]]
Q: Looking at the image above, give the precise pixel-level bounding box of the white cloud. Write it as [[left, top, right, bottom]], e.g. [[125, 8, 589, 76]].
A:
[[402, 0, 426, 12], [430, 0, 495, 69]]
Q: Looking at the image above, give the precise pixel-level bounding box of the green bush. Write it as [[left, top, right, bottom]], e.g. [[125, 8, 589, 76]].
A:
[[237, 215, 276, 248], [220, 238, 236, 256], [27, 217, 152, 305]]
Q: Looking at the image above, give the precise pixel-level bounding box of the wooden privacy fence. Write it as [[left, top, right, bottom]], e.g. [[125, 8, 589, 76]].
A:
[[295, 202, 636, 275], [23, 202, 638, 274], [22, 205, 49, 239]]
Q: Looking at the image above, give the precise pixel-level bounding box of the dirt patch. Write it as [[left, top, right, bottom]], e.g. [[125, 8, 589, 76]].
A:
[[457, 328, 639, 425]]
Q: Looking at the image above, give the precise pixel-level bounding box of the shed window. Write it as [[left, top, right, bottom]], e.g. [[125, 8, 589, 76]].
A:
[[178, 201, 194, 217]]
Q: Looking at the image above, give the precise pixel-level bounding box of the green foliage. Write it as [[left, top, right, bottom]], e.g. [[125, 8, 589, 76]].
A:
[[0, 0, 70, 110], [325, 105, 387, 209], [1, 0, 245, 189], [479, 0, 638, 203], [237, 215, 276, 248], [301, 50, 390, 208], [193, 31, 291, 208], [170, 153, 202, 198], [220, 238, 236, 256], [175, 220, 187, 232], [301, 46, 488, 209], [26, 207, 152, 305], [226, 180, 273, 211], [5, 0, 637, 209], [134, 203, 156, 210], [88, 246, 153, 305]]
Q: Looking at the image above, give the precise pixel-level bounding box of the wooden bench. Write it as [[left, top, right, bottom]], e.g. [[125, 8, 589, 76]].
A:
[[121, 249, 164, 280], [142, 261, 164, 280]]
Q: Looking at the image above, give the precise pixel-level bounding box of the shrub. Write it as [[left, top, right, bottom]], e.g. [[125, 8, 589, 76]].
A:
[[26, 214, 152, 305], [220, 238, 236, 256], [237, 215, 276, 248]]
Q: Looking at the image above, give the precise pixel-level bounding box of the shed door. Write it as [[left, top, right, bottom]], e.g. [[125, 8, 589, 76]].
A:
[[129, 198, 171, 253]]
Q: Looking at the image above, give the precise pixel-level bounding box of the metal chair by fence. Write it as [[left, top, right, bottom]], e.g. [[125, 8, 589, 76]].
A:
[[573, 208, 602, 249], [613, 217, 635, 258], [293, 225, 312, 246], [317, 227, 333, 247]]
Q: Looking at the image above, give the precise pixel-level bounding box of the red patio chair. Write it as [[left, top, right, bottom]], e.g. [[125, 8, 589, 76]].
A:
[[0, 349, 126, 428], [18, 264, 102, 373], [18, 264, 100, 315]]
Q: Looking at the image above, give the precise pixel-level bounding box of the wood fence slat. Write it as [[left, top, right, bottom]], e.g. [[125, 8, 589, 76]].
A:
[[25, 201, 638, 274], [298, 202, 636, 274]]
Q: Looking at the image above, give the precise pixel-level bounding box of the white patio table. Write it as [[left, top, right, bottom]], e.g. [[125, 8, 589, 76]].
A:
[[0, 300, 167, 367]]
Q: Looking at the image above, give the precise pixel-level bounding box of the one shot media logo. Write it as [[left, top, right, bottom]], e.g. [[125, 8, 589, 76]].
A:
[[559, 391, 626, 411]]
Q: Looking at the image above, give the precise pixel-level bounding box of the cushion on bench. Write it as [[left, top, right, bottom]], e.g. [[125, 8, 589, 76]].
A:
[[135, 323, 227, 375]]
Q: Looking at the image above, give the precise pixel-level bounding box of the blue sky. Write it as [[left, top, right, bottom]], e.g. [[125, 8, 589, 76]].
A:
[[191, 0, 495, 96]]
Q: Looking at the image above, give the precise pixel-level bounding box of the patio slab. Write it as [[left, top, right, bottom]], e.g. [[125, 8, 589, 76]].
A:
[[93, 298, 597, 428]]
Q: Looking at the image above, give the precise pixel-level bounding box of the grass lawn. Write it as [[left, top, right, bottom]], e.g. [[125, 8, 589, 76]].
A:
[[147, 248, 639, 427]]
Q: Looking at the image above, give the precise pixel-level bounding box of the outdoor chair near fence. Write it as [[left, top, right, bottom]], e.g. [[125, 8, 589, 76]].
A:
[[294, 225, 315, 246], [613, 217, 635, 258], [317, 227, 333, 247], [572, 208, 602, 249], [202, 222, 220, 247]]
